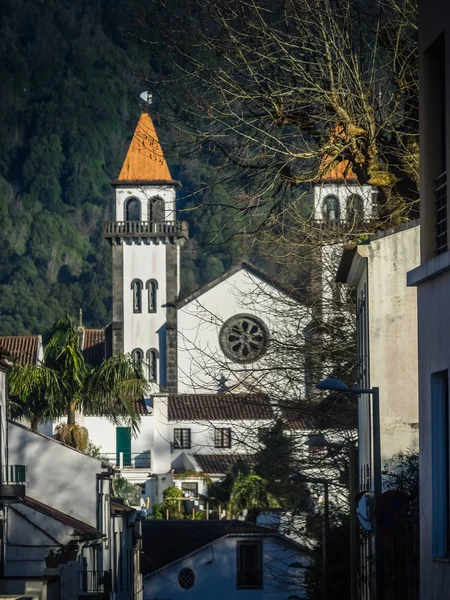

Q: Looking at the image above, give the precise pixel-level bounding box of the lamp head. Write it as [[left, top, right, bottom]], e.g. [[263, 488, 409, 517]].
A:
[[315, 377, 349, 392]]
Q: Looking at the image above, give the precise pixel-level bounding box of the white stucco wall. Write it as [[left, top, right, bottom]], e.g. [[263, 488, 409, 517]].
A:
[[177, 268, 311, 396], [313, 182, 376, 223], [352, 225, 419, 471], [115, 185, 176, 223], [7, 421, 104, 526], [144, 536, 311, 600]]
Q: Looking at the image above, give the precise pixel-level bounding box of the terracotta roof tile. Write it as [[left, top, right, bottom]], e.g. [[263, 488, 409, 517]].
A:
[[193, 453, 257, 475], [117, 113, 174, 183], [168, 394, 273, 421], [82, 328, 105, 366], [0, 336, 40, 366]]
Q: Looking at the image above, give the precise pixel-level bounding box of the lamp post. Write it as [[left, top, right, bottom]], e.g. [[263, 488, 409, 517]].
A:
[[305, 434, 358, 600], [289, 473, 330, 600], [315, 377, 383, 600]]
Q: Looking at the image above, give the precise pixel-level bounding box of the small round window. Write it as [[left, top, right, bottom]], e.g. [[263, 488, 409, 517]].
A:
[[178, 567, 195, 589], [219, 314, 269, 363]]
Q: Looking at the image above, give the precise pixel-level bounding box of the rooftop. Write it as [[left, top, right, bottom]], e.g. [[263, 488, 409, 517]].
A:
[[193, 453, 257, 475], [168, 393, 273, 421], [0, 336, 41, 366], [114, 113, 177, 186]]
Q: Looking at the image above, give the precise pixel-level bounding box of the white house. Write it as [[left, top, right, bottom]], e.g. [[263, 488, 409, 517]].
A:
[[140, 520, 312, 600]]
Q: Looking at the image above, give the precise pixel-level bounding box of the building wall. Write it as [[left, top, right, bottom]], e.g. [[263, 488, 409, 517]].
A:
[[7, 422, 103, 526], [366, 226, 420, 463], [144, 536, 311, 600], [177, 268, 310, 396]]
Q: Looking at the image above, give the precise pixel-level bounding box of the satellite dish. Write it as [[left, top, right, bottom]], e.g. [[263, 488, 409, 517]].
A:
[[355, 491, 374, 532], [140, 91, 153, 105]]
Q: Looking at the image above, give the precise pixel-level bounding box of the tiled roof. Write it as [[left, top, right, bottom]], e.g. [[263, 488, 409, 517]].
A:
[[82, 328, 105, 366], [17, 496, 103, 538], [193, 453, 257, 475], [116, 113, 175, 184], [141, 520, 278, 575], [168, 393, 273, 421], [0, 336, 40, 366]]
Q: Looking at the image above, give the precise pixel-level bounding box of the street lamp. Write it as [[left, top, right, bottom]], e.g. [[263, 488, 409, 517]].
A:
[[289, 472, 330, 600], [305, 434, 358, 600], [315, 377, 383, 600]]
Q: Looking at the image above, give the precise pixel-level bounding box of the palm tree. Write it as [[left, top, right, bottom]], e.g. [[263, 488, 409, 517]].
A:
[[8, 315, 146, 435]]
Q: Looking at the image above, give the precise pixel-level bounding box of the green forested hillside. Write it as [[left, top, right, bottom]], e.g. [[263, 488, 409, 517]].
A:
[[0, 0, 245, 334]]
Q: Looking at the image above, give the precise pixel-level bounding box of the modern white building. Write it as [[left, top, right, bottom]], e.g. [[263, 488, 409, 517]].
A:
[[407, 0, 450, 597]]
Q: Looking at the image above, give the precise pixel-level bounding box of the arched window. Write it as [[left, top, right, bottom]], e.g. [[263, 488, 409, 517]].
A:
[[131, 279, 143, 313], [323, 195, 340, 222], [149, 197, 165, 222], [132, 348, 144, 364], [146, 348, 159, 382], [346, 194, 364, 224], [146, 279, 158, 313], [125, 197, 141, 221]]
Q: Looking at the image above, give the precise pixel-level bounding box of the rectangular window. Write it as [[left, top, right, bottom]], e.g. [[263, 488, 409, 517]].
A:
[[214, 428, 231, 448], [432, 370, 450, 556], [174, 428, 191, 449], [236, 541, 263, 589], [181, 481, 198, 497]]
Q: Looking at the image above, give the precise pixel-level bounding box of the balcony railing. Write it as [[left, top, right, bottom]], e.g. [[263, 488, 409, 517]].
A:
[[79, 570, 112, 594], [102, 451, 151, 469], [2, 464, 27, 484], [0, 464, 27, 502], [104, 220, 188, 239], [435, 171, 448, 255]]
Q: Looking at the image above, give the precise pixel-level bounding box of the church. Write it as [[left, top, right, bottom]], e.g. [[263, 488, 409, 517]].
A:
[[1, 109, 376, 507]]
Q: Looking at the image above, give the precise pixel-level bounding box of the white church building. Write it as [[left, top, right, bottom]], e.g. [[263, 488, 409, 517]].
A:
[[1, 111, 376, 507]]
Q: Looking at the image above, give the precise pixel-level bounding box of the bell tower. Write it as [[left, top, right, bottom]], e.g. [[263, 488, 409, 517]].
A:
[[105, 110, 188, 392]]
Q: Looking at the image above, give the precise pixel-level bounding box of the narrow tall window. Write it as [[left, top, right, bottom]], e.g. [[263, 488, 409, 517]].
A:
[[146, 279, 158, 313], [236, 541, 263, 589], [323, 195, 340, 222], [214, 428, 231, 448], [125, 197, 141, 221], [131, 279, 143, 313], [146, 348, 158, 382], [346, 194, 364, 225], [432, 370, 450, 556], [174, 428, 191, 449], [149, 197, 165, 221], [131, 348, 144, 364]]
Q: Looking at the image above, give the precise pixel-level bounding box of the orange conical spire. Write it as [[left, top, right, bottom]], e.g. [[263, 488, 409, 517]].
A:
[[318, 125, 358, 183], [117, 113, 173, 183]]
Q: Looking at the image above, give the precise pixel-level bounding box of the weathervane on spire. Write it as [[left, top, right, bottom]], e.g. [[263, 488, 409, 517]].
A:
[[140, 91, 153, 111]]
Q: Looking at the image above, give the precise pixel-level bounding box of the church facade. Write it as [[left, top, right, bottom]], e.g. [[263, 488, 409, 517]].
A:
[[1, 110, 376, 507]]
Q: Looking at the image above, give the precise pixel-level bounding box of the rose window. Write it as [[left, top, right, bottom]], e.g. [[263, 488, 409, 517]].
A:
[[219, 314, 269, 363], [178, 567, 195, 589]]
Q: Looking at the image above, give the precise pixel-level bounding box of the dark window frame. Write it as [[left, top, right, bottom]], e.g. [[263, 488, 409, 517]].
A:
[[131, 279, 143, 313], [146, 348, 159, 382], [125, 197, 141, 222], [174, 428, 191, 449], [181, 481, 198, 497], [214, 427, 232, 448], [146, 279, 158, 313], [131, 348, 144, 364], [236, 540, 263, 589], [149, 196, 165, 222]]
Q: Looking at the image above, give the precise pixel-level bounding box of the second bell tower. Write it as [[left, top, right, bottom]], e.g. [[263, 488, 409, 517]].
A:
[[104, 111, 188, 392]]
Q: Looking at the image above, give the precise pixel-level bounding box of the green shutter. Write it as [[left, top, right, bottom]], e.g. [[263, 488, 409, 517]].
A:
[[116, 427, 132, 467]]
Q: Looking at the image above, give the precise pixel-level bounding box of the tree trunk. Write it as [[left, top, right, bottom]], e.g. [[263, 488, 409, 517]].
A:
[[67, 402, 77, 425], [30, 417, 39, 431]]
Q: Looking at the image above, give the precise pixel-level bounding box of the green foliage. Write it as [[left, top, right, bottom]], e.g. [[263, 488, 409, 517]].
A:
[[84, 440, 103, 458], [112, 476, 141, 506], [8, 314, 146, 430], [54, 423, 89, 451], [382, 449, 419, 499]]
